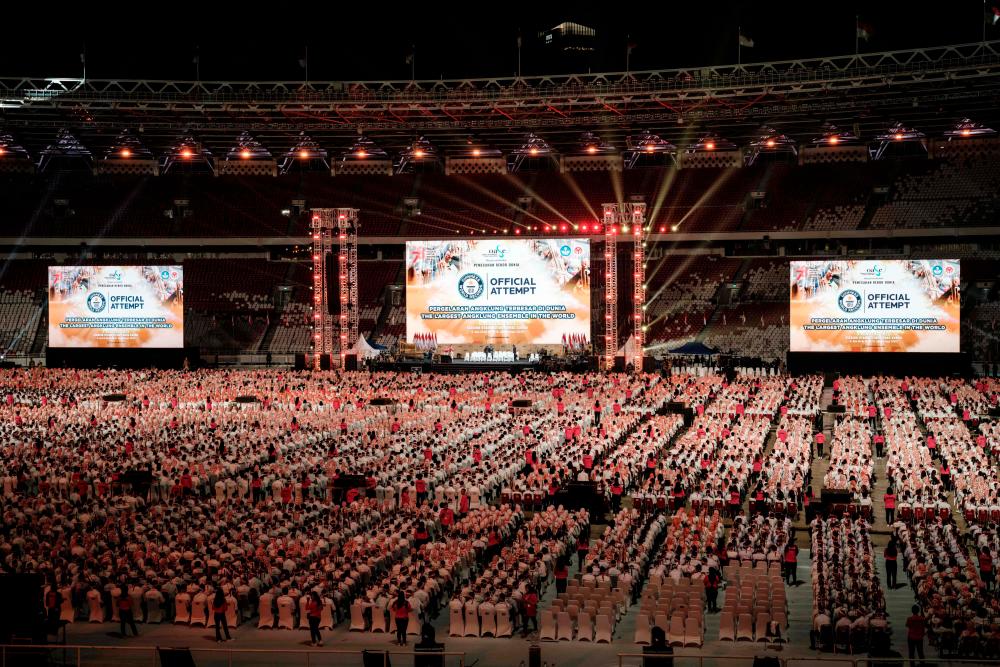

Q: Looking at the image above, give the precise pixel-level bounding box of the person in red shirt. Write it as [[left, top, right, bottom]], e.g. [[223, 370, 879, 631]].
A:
[[212, 589, 232, 643], [439, 505, 454, 530], [874, 433, 885, 458], [814, 431, 825, 458], [980, 547, 995, 592], [905, 605, 926, 660], [883, 487, 896, 525], [390, 592, 412, 646], [783, 542, 799, 585], [118, 594, 139, 637], [577, 534, 590, 569], [554, 559, 569, 594], [885, 537, 899, 589], [305, 591, 323, 646], [459, 489, 470, 516], [414, 521, 430, 550], [610, 478, 624, 511], [415, 476, 428, 505], [520, 586, 538, 637]]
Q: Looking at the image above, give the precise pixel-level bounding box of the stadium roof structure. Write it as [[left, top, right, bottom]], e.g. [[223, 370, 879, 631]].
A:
[[0, 40, 999, 157]]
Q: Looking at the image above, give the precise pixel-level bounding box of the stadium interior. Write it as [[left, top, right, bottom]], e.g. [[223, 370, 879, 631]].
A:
[[1, 10, 1000, 667]]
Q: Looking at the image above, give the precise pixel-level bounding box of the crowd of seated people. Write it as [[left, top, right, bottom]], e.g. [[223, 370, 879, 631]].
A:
[[894, 520, 1000, 657], [823, 417, 875, 493], [810, 516, 890, 653]]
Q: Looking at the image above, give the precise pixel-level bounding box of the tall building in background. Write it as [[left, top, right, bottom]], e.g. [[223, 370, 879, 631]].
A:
[[539, 21, 597, 72]]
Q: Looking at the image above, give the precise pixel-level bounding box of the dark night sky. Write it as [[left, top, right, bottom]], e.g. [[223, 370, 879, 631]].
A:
[[2, 2, 996, 81]]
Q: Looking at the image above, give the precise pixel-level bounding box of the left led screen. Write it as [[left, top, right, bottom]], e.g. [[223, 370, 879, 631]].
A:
[[48, 266, 184, 348]]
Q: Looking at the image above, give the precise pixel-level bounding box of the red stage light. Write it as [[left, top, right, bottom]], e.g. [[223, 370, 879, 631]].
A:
[[765, 139, 776, 148], [593, 225, 601, 233], [0, 148, 5, 155], [356, 149, 367, 158], [339, 214, 346, 220], [544, 226, 551, 232], [633, 227, 641, 236], [587, 146, 597, 154], [659, 225, 666, 232], [559, 224, 568, 232], [414, 149, 425, 158], [180, 148, 193, 159], [828, 136, 839, 145], [529, 147, 539, 156], [472, 148, 481, 156], [515, 228, 521, 235], [120, 148, 131, 158], [299, 149, 310, 159], [611, 227, 618, 234], [893, 133, 903, 141], [241, 149, 251, 159], [581, 224, 588, 232], [961, 129, 971, 137], [704, 141, 715, 151], [644, 145, 654, 153]]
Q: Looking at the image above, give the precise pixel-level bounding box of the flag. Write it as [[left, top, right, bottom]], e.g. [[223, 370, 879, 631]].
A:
[[857, 20, 873, 41], [405, 45, 415, 65], [298, 55, 308, 69], [562, 333, 567, 345], [517, 31, 522, 49], [80, 51, 86, 64], [738, 32, 754, 48], [627, 38, 638, 54], [991, 6, 1000, 24]]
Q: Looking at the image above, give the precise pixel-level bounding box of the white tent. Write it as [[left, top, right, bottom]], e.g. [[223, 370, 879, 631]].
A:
[[348, 335, 381, 359], [617, 336, 637, 367]]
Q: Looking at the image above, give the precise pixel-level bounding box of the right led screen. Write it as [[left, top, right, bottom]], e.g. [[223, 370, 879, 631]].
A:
[[789, 259, 960, 353]]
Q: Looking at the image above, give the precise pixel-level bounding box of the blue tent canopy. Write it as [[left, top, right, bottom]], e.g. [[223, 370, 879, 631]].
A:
[[668, 341, 719, 355]]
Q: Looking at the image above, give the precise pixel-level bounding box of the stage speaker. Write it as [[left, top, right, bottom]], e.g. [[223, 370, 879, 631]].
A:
[[344, 354, 358, 371], [613, 356, 625, 372], [294, 353, 307, 370], [157, 648, 196, 667], [319, 354, 332, 371]]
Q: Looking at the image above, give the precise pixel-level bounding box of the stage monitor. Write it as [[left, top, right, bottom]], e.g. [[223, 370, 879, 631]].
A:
[[48, 266, 184, 348], [789, 259, 959, 353], [405, 239, 591, 346]]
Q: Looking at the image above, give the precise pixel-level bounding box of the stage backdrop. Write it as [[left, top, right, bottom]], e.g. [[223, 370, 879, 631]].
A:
[[48, 266, 184, 348], [789, 259, 959, 353], [406, 239, 591, 345]]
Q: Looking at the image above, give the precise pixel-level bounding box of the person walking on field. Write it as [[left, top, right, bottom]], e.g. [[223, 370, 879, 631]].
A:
[[391, 591, 412, 646], [306, 591, 323, 646], [212, 589, 232, 643]]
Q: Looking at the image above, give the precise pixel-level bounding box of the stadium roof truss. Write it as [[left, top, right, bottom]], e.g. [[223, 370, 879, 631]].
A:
[[1, 41, 999, 153]]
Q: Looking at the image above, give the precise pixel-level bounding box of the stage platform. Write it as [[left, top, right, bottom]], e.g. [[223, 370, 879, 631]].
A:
[[376, 356, 595, 374]]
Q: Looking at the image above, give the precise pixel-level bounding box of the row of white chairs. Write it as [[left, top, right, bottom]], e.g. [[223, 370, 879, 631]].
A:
[[634, 612, 703, 647], [539, 609, 614, 643], [350, 602, 423, 635], [255, 595, 336, 631], [447, 602, 515, 638]]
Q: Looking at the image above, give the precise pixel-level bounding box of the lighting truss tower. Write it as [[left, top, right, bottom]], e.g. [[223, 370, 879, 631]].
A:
[[631, 203, 647, 374], [310, 208, 359, 370], [310, 210, 335, 370], [602, 204, 618, 371]]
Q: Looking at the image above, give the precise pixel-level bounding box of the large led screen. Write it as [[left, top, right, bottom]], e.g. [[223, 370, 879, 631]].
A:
[[406, 239, 591, 346], [789, 260, 959, 353], [48, 266, 184, 348]]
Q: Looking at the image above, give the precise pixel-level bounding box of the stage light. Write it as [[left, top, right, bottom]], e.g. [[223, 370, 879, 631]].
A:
[[0, 148, 5, 155], [312, 233, 319, 239], [120, 148, 131, 158], [581, 224, 588, 232], [621, 225, 629, 233], [765, 139, 776, 148], [529, 147, 539, 156], [593, 225, 602, 233], [893, 133, 903, 141], [414, 149, 425, 158], [356, 149, 367, 158], [515, 228, 521, 235], [559, 224, 568, 232], [671, 224, 679, 232], [241, 149, 251, 159], [705, 141, 715, 150], [645, 145, 654, 153], [633, 227, 641, 236], [961, 129, 971, 137], [339, 214, 346, 220], [611, 227, 618, 234], [544, 226, 551, 232], [180, 147, 193, 159], [587, 146, 597, 154], [472, 148, 481, 156], [659, 225, 666, 232], [828, 136, 839, 145]]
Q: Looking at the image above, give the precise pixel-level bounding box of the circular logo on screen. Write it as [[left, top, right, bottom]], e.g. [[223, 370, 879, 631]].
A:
[[837, 290, 862, 313], [560, 245, 572, 257], [458, 273, 484, 300], [86, 292, 107, 313], [931, 265, 943, 276], [161, 270, 170, 279]]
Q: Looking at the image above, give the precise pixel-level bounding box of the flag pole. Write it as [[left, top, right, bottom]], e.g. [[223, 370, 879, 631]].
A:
[[855, 15, 859, 55], [517, 30, 522, 78], [411, 44, 416, 81], [305, 45, 309, 84], [984, 0, 988, 46], [626, 35, 631, 74], [737, 26, 741, 66]]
